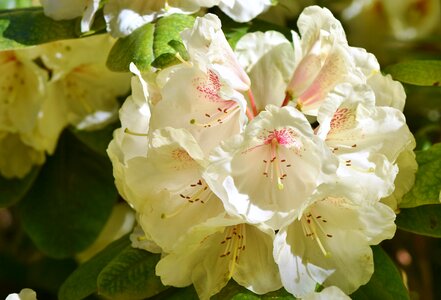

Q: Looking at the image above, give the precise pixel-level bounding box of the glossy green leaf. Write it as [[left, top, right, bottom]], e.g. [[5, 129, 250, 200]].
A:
[[0, 7, 80, 50], [19, 131, 117, 258], [385, 60, 441, 86], [151, 286, 198, 300], [70, 121, 120, 157], [97, 246, 167, 300], [396, 205, 441, 237], [0, 167, 39, 207], [151, 14, 193, 69], [59, 235, 130, 300], [153, 281, 296, 300], [107, 14, 194, 72], [214, 281, 295, 299], [400, 143, 441, 208], [351, 246, 409, 300], [106, 23, 155, 72]]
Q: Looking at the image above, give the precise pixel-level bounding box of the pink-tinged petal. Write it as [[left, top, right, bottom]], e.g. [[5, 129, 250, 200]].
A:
[[152, 66, 246, 154], [235, 31, 295, 110], [181, 14, 251, 90], [206, 105, 338, 229]]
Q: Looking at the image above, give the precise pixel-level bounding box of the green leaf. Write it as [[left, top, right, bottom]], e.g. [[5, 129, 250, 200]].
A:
[[59, 235, 130, 300], [214, 281, 295, 299], [0, 7, 80, 50], [70, 121, 120, 157], [19, 131, 117, 258], [106, 23, 155, 72], [396, 204, 441, 237], [0, 0, 33, 9], [400, 143, 441, 208], [151, 286, 198, 300], [151, 14, 194, 69], [385, 60, 441, 86], [97, 246, 168, 300], [0, 167, 39, 207], [107, 14, 194, 72], [351, 246, 409, 300], [153, 281, 295, 300]]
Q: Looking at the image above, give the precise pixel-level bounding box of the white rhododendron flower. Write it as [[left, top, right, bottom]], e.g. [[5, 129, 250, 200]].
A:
[[316, 83, 414, 203], [205, 105, 338, 229], [156, 216, 282, 299], [36, 35, 130, 130], [151, 13, 250, 155], [42, 0, 273, 36], [6, 289, 37, 300], [108, 6, 416, 299], [285, 6, 386, 116], [0, 49, 47, 178], [0, 35, 129, 179], [274, 183, 396, 297], [343, 0, 441, 41]]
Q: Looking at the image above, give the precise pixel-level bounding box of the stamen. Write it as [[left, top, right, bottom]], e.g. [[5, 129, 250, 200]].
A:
[[219, 225, 246, 280], [301, 211, 332, 257], [124, 128, 148, 136], [161, 180, 211, 219], [190, 103, 240, 127]]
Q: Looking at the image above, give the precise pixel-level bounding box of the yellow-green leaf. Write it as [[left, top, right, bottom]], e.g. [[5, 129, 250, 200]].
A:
[[385, 60, 441, 86]]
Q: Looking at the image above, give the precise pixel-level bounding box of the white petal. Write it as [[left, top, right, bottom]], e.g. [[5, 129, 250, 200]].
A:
[[0, 134, 45, 179], [233, 224, 282, 294], [152, 66, 245, 154], [182, 14, 250, 91], [206, 105, 338, 228], [368, 72, 406, 111], [41, 0, 88, 20], [104, 0, 201, 37], [274, 228, 332, 298], [156, 216, 243, 299], [275, 185, 396, 295], [303, 286, 350, 300], [6, 289, 37, 300], [235, 31, 295, 110], [218, 0, 273, 22], [122, 128, 226, 252]]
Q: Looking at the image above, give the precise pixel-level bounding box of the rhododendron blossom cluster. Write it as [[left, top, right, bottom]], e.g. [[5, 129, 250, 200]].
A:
[[108, 6, 415, 299], [0, 35, 129, 178]]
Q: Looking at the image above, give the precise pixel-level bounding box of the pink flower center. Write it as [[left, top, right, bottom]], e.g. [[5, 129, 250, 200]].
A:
[[262, 128, 299, 146]]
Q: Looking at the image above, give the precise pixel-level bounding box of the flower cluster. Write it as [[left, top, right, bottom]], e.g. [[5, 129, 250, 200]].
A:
[[0, 35, 129, 178], [40, 0, 274, 37], [108, 6, 415, 299]]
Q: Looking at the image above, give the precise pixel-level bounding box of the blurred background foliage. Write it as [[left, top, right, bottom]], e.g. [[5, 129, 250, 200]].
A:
[[0, 0, 440, 299]]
